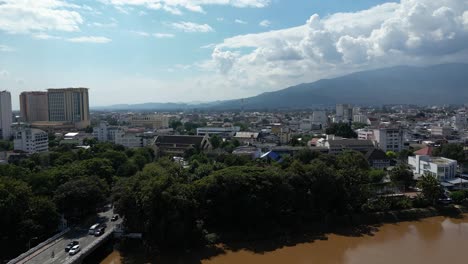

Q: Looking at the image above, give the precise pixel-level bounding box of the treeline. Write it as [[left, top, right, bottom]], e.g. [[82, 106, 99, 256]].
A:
[[113, 150, 428, 251], [0, 142, 155, 261]]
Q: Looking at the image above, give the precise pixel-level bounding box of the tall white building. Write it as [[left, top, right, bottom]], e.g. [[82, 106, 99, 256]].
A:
[[13, 127, 49, 153], [373, 126, 404, 152], [0, 91, 12, 140]]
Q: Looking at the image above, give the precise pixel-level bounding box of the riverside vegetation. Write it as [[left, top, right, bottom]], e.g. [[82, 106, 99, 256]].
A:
[[1, 138, 464, 261]]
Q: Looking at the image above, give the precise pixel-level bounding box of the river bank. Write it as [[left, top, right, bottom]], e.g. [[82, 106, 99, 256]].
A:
[[90, 205, 468, 263]]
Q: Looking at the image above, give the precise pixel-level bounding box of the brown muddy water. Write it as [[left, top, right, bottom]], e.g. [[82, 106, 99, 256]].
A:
[[101, 215, 468, 264]]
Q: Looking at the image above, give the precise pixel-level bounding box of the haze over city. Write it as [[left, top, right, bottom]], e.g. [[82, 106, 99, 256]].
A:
[[1, 0, 468, 108]]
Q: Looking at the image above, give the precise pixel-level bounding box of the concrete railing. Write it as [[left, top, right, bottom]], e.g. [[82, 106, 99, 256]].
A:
[[64, 226, 116, 264], [8, 228, 71, 264]]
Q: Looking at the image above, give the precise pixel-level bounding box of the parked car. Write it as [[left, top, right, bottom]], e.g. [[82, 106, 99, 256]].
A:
[[111, 215, 119, 221], [95, 227, 106, 237], [69, 245, 80, 256], [65, 241, 79, 252]]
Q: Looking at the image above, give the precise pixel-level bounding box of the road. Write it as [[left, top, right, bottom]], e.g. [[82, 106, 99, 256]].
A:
[[18, 207, 121, 264]]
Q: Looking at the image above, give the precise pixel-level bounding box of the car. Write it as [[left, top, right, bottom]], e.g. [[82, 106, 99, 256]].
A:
[[69, 245, 80, 256], [111, 215, 119, 221], [95, 227, 105, 237], [65, 241, 79, 252]]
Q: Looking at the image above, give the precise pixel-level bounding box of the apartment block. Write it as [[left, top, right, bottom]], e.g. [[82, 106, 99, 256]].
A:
[[19, 91, 49, 122], [0, 91, 12, 140], [48, 88, 90, 129]]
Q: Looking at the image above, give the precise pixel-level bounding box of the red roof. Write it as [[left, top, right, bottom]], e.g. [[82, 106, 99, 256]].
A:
[[414, 146, 433, 156]]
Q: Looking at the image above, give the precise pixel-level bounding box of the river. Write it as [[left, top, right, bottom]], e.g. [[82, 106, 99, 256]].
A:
[[100, 215, 468, 264]]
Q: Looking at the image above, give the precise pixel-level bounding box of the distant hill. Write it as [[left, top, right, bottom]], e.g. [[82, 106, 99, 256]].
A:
[[214, 63, 468, 109], [95, 63, 468, 111]]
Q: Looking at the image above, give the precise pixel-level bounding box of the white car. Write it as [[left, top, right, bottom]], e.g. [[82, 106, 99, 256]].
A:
[[69, 245, 81, 256]]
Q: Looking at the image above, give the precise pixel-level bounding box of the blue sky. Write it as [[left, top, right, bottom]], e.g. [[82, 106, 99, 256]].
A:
[[1, 0, 467, 109]]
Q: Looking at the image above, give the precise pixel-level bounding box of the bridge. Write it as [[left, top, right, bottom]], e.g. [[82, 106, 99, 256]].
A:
[[8, 208, 123, 264]]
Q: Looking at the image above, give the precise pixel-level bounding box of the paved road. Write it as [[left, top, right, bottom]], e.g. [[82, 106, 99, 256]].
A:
[[19, 208, 121, 264]]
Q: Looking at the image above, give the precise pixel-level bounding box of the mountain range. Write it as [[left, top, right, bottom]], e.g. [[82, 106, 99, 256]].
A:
[[94, 63, 468, 111]]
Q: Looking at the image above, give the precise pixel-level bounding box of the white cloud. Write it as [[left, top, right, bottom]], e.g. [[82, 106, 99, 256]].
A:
[[195, 0, 468, 98], [154, 33, 175, 38], [33, 33, 62, 40], [235, 19, 247, 24], [217, 17, 224, 22], [91, 18, 118, 28], [259, 19, 271, 27], [100, 0, 270, 14], [0, 44, 15, 52], [0, 0, 84, 34], [67, 36, 112, 43], [131, 30, 150, 37], [171, 21, 214, 33]]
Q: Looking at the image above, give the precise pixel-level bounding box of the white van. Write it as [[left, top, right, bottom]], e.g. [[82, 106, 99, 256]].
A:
[[88, 223, 100, 235]]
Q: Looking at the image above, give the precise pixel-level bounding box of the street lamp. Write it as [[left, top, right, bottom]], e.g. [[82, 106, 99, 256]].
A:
[[28, 237, 38, 250]]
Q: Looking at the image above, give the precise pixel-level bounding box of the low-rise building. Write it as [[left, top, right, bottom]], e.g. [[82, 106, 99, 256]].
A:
[[92, 122, 119, 142], [326, 139, 375, 154], [431, 125, 452, 137], [408, 155, 457, 181], [129, 114, 169, 129], [365, 148, 391, 169], [196, 126, 240, 138], [13, 127, 49, 153], [152, 135, 212, 156], [234, 132, 260, 145]]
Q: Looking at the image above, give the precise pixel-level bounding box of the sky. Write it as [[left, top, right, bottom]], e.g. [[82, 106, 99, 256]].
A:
[[1, 0, 468, 109]]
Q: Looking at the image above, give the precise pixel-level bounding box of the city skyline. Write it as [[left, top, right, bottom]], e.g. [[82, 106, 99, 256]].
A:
[[1, 0, 468, 109]]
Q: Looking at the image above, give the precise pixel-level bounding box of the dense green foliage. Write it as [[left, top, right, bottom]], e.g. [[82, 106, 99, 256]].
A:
[[433, 143, 466, 162], [0, 143, 155, 261], [418, 175, 443, 205], [113, 150, 423, 252]]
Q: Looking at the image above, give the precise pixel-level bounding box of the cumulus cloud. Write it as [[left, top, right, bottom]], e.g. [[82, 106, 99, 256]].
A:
[[235, 19, 247, 24], [171, 21, 214, 32], [0, 0, 83, 34], [100, 0, 270, 14], [202, 0, 468, 95], [67, 36, 112, 43]]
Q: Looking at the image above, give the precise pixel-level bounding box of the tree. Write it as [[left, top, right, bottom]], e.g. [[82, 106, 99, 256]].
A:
[[390, 165, 414, 189], [210, 134, 222, 149], [325, 123, 357, 138], [386, 151, 397, 159], [433, 144, 466, 162], [54, 177, 107, 219], [294, 149, 321, 164], [369, 169, 386, 183], [417, 174, 442, 205]]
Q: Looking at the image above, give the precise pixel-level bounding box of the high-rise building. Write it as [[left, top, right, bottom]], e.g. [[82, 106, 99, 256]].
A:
[[48, 88, 90, 129], [0, 91, 12, 140], [335, 104, 353, 124], [19, 91, 49, 122], [373, 126, 404, 152]]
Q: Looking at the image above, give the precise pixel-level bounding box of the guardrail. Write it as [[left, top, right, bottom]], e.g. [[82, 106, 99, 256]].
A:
[[8, 228, 71, 264]]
